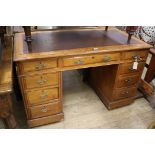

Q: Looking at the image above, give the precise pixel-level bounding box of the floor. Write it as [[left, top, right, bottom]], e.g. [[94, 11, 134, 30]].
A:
[[1, 69, 155, 129], [35, 70, 155, 129]]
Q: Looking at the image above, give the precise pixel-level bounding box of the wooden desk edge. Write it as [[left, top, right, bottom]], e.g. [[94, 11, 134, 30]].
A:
[[13, 28, 152, 62], [0, 84, 12, 95], [14, 45, 152, 62], [0, 36, 13, 94]]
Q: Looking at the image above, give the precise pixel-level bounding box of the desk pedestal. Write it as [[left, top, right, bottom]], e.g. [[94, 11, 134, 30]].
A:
[[88, 63, 144, 109]]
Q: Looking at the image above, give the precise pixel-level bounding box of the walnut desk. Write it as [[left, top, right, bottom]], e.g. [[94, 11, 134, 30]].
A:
[[14, 28, 152, 127], [0, 36, 17, 128]]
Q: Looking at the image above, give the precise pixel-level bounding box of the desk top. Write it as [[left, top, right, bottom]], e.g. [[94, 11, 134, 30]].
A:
[[14, 28, 152, 61], [0, 36, 13, 94]]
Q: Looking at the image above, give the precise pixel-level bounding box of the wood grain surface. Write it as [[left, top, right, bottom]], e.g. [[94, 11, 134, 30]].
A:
[[0, 36, 13, 94], [14, 28, 152, 62]]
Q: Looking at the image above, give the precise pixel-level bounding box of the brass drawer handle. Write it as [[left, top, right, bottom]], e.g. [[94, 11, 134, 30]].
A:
[[74, 60, 84, 65], [125, 79, 131, 83], [37, 79, 47, 85], [40, 91, 49, 99], [103, 56, 111, 62], [121, 91, 129, 95], [132, 55, 142, 61], [35, 63, 45, 70], [129, 67, 137, 71], [41, 106, 48, 113]]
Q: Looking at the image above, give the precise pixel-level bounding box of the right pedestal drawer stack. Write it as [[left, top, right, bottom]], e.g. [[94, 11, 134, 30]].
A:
[[88, 50, 148, 110], [112, 50, 148, 108]]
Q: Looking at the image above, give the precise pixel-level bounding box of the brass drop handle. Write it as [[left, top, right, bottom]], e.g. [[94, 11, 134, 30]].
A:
[[41, 106, 48, 113], [35, 63, 45, 70], [132, 55, 142, 61], [129, 66, 136, 71], [37, 79, 47, 85], [74, 60, 84, 65], [125, 79, 131, 83], [40, 91, 49, 99], [121, 91, 129, 95], [103, 56, 111, 62]]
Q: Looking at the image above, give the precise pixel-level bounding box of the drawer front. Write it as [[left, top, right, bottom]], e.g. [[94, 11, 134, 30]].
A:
[[123, 50, 148, 61], [28, 102, 62, 119], [113, 87, 137, 100], [27, 113, 64, 128], [20, 58, 57, 73], [116, 74, 140, 88], [26, 87, 59, 106], [119, 62, 145, 75], [22, 72, 59, 89], [63, 53, 120, 67]]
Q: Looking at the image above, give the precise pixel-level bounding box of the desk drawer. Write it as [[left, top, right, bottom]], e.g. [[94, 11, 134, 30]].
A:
[[63, 53, 120, 67], [119, 62, 145, 75], [113, 87, 137, 100], [26, 87, 59, 106], [19, 58, 57, 73], [123, 50, 148, 61], [116, 74, 140, 88], [22, 72, 59, 89], [28, 102, 62, 119]]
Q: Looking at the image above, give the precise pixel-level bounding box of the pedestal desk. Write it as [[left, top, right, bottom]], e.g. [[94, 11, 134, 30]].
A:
[[14, 28, 152, 127]]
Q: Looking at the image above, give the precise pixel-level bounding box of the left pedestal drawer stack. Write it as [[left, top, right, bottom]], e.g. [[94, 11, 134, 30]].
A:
[[16, 58, 64, 128]]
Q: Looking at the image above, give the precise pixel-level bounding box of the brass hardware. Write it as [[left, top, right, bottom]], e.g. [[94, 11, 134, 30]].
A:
[[103, 56, 111, 62], [129, 67, 136, 71], [125, 79, 131, 82], [93, 48, 98, 51], [132, 55, 142, 61], [41, 106, 47, 113], [40, 91, 48, 99], [74, 60, 84, 65], [37, 79, 47, 85], [121, 91, 129, 95], [35, 63, 45, 70]]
